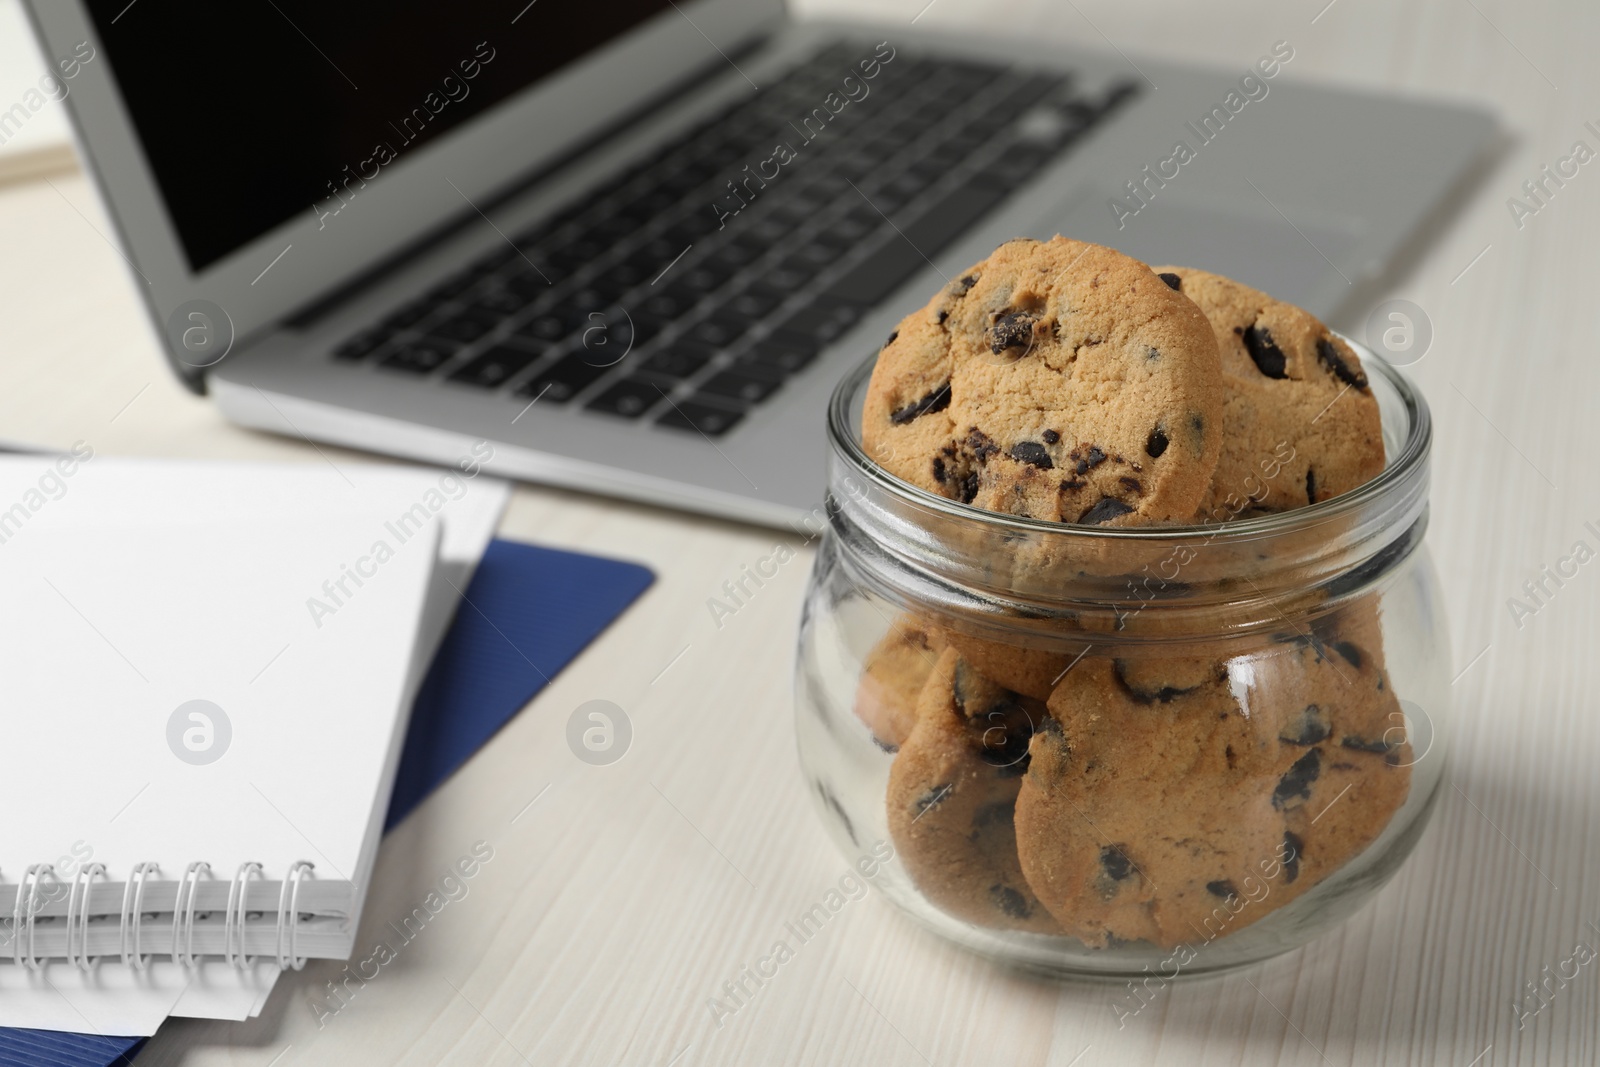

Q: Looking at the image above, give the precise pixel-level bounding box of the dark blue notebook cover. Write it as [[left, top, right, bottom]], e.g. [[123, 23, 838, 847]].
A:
[[0, 539, 653, 1065]]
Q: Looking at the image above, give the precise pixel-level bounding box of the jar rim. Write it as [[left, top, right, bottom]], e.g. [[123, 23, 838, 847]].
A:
[[826, 334, 1431, 543]]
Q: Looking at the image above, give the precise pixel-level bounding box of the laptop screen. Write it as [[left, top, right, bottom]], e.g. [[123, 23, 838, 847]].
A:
[[85, 0, 674, 273]]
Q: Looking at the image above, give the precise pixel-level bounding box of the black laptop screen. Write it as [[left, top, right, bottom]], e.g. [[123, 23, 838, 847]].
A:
[[85, 0, 673, 272]]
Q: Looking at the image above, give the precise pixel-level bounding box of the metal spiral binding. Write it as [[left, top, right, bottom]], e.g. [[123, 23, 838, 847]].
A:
[[275, 861, 314, 970], [11, 864, 49, 971], [171, 861, 211, 968], [224, 861, 263, 968], [119, 861, 160, 972], [66, 862, 108, 972]]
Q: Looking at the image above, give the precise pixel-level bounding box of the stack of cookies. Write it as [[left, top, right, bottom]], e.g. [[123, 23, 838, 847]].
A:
[[855, 237, 1410, 949]]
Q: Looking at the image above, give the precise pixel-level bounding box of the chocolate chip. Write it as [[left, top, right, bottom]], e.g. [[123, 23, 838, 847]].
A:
[[1118, 476, 1143, 494], [1073, 445, 1107, 475], [1041, 429, 1060, 444], [885, 330, 898, 346], [989, 311, 1038, 355], [1279, 704, 1331, 745], [1146, 346, 1161, 361], [1316, 337, 1368, 389], [1113, 660, 1201, 704], [1079, 497, 1134, 525], [936, 309, 949, 325], [950, 659, 988, 714], [1272, 749, 1322, 810], [1100, 846, 1133, 882], [1010, 441, 1053, 469], [1330, 640, 1364, 669], [914, 785, 951, 816], [890, 382, 951, 424], [1146, 426, 1169, 458], [972, 799, 1018, 831], [1243, 325, 1289, 379], [1158, 271, 1182, 291], [967, 427, 999, 462], [1205, 879, 1237, 899], [1341, 735, 1397, 755], [990, 884, 1032, 919], [932, 446, 981, 504], [955, 273, 978, 295], [1282, 831, 1303, 883], [952, 662, 1036, 773], [1306, 467, 1317, 505]]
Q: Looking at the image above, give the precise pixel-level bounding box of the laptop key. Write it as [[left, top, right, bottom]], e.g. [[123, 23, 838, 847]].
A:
[[380, 340, 458, 375], [687, 314, 749, 349], [763, 260, 816, 291], [382, 301, 436, 330], [767, 297, 863, 352], [640, 342, 716, 380], [428, 312, 499, 344], [514, 351, 612, 403], [638, 286, 701, 322], [993, 73, 1067, 113], [679, 260, 735, 294], [333, 328, 391, 362], [824, 179, 1008, 307], [789, 241, 846, 270], [470, 289, 530, 317], [656, 400, 745, 437], [738, 342, 819, 377], [586, 377, 667, 419], [448, 344, 539, 388], [700, 370, 781, 405], [503, 271, 553, 299], [608, 259, 656, 289], [516, 310, 570, 344], [707, 239, 765, 269], [723, 285, 785, 320]]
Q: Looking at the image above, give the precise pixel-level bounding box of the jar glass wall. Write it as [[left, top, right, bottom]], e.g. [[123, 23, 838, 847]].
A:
[[794, 343, 1448, 977]]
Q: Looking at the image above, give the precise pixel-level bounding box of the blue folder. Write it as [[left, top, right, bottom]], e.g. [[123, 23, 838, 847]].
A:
[[0, 539, 653, 1066]]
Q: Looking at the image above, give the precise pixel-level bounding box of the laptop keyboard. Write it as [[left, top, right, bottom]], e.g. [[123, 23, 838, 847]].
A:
[[331, 43, 1138, 436]]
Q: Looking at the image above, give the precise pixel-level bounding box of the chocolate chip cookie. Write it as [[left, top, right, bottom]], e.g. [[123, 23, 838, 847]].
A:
[[1154, 267, 1385, 519], [1013, 601, 1412, 949], [1015, 653, 1293, 947], [887, 649, 1061, 933], [863, 238, 1224, 526], [1259, 601, 1413, 889], [854, 616, 946, 750]]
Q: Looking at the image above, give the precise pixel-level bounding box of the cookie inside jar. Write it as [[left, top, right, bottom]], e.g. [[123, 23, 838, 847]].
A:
[[868, 595, 1412, 950]]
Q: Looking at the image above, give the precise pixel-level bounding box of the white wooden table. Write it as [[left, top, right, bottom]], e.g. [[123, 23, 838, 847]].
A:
[[2, 0, 1594, 1062]]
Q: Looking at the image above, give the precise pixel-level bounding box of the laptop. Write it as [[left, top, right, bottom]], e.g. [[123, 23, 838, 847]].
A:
[[24, 1, 1492, 530]]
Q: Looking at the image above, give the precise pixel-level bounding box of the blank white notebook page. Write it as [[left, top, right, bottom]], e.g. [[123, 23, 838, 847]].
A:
[[0, 511, 437, 898]]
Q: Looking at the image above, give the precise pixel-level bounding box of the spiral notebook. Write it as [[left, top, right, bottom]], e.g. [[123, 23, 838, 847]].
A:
[[0, 454, 509, 1035]]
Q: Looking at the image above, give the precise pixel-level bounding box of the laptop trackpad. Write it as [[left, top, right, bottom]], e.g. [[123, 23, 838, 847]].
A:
[[1023, 185, 1364, 314]]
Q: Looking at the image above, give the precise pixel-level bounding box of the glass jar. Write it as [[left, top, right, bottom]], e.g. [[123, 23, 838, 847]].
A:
[[794, 339, 1447, 978]]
